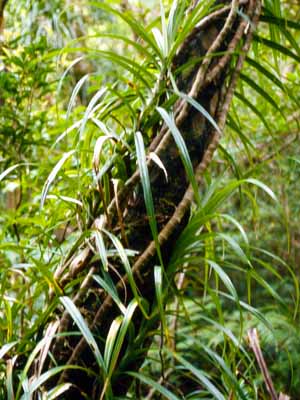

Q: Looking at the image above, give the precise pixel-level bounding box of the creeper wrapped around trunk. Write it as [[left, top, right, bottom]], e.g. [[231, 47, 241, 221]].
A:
[[34, 0, 261, 398]]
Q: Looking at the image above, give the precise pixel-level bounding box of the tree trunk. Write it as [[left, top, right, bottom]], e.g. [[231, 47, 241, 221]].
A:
[[0, 0, 8, 35], [34, 0, 261, 398]]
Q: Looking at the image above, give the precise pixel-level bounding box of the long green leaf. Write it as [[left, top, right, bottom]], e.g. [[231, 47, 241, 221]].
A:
[[128, 372, 180, 400], [260, 13, 300, 31], [170, 72, 221, 135], [0, 342, 17, 360], [104, 316, 122, 369], [47, 383, 73, 400], [234, 92, 272, 133], [94, 230, 108, 271], [67, 74, 90, 119], [108, 299, 138, 377], [134, 131, 163, 266], [206, 259, 239, 302], [0, 163, 29, 182], [102, 230, 149, 319], [253, 34, 300, 63], [79, 88, 107, 137], [93, 275, 126, 315], [157, 107, 201, 204], [240, 73, 280, 111], [89, 2, 161, 57], [60, 296, 106, 372], [40, 150, 75, 209], [172, 352, 226, 400], [28, 365, 81, 394]]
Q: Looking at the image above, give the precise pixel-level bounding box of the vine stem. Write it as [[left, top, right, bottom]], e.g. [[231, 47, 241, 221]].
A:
[[54, 0, 244, 285]]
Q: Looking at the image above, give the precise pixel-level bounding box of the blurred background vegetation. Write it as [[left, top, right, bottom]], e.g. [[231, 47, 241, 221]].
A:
[[0, 0, 299, 398]]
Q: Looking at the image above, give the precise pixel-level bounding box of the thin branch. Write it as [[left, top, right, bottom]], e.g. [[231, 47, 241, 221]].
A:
[[0, 0, 8, 36], [248, 328, 278, 400]]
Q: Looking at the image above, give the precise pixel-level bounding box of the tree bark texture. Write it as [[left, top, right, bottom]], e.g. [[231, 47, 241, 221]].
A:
[[0, 0, 8, 35], [34, 0, 261, 398]]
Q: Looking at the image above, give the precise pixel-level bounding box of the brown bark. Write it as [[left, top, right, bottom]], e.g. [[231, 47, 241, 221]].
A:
[[0, 0, 8, 36], [34, 1, 261, 398]]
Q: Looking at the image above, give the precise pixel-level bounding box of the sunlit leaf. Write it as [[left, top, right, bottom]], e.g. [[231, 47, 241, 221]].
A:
[[40, 150, 76, 209]]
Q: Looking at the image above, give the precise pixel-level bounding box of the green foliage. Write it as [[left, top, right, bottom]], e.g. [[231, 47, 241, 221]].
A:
[[0, 0, 299, 399]]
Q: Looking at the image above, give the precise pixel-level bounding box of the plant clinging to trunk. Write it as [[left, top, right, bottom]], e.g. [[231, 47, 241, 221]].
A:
[[33, 1, 262, 398]]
